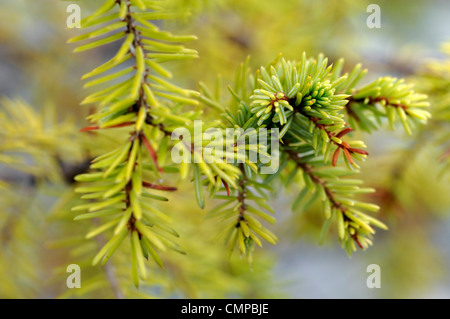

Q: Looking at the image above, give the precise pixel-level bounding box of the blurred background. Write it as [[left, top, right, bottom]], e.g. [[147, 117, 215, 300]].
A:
[[0, 0, 449, 298]]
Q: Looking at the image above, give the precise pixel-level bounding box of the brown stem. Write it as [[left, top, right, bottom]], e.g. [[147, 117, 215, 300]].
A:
[[346, 95, 409, 121], [236, 164, 247, 226], [287, 150, 347, 214], [142, 181, 177, 191], [308, 117, 368, 166], [79, 122, 134, 132], [117, 1, 159, 230], [286, 149, 368, 247]]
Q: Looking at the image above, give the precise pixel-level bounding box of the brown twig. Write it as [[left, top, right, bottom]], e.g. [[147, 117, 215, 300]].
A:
[[142, 181, 177, 191], [346, 95, 409, 121], [288, 150, 346, 212], [307, 117, 368, 166], [236, 164, 247, 226]]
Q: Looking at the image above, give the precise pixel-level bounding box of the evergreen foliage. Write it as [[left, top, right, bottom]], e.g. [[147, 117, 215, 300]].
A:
[[66, 1, 430, 286], [0, 0, 447, 298]]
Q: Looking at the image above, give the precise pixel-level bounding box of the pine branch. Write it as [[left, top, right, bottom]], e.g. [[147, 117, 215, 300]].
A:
[[208, 164, 277, 261], [344, 77, 431, 134], [199, 53, 415, 255], [70, 0, 200, 287], [299, 115, 368, 167], [288, 150, 346, 212], [288, 150, 387, 254], [249, 53, 371, 169]]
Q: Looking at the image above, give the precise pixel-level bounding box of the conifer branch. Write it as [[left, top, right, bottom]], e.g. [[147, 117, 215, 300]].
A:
[[344, 77, 431, 134], [286, 149, 379, 251], [209, 164, 277, 261], [202, 52, 427, 256], [66, 0, 432, 276], [288, 150, 345, 212], [70, 0, 200, 286]]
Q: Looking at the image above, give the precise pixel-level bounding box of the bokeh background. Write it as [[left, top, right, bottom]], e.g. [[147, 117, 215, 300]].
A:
[[0, 0, 449, 298]]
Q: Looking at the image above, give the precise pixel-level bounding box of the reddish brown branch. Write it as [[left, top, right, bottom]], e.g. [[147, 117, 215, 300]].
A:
[[308, 117, 368, 166], [346, 95, 410, 121], [352, 234, 364, 250], [222, 180, 231, 196], [142, 181, 177, 192], [141, 134, 163, 173], [287, 150, 368, 249], [80, 122, 135, 132], [235, 165, 248, 227], [287, 150, 347, 213]]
